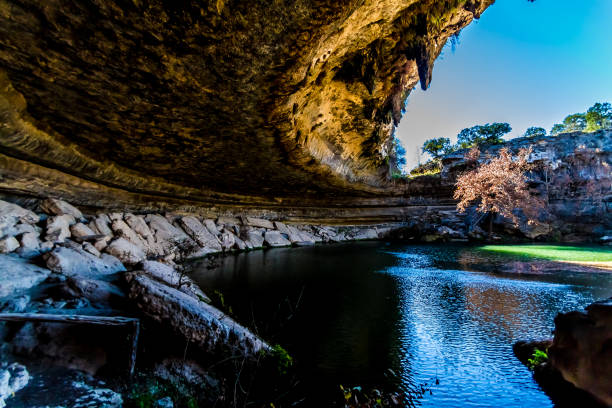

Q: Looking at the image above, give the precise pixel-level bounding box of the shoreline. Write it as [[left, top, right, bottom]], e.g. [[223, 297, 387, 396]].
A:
[[559, 260, 612, 270]]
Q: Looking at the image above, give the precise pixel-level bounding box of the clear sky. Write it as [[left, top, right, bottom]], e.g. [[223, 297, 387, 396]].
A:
[[396, 0, 612, 170]]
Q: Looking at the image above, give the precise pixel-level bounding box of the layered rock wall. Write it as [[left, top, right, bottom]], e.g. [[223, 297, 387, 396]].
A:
[[440, 130, 612, 241]]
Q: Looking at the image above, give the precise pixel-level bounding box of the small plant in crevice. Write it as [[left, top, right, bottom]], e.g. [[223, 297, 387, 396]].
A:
[[337, 384, 422, 408], [528, 348, 549, 370], [211, 289, 233, 316], [269, 344, 294, 376]]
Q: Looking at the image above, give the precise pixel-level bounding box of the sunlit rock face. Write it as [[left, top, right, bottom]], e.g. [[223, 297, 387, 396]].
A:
[[0, 0, 491, 210], [441, 130, 612, 240]]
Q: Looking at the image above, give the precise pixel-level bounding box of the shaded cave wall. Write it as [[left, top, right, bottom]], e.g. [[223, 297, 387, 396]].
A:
[[0, 0, 493, 213]]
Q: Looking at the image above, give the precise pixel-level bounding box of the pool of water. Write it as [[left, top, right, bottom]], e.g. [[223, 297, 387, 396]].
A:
[[188, 242, 612, 407]]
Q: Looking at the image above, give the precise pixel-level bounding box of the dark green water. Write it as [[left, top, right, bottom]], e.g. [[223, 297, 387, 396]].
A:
[[189, 242, 612, 407]]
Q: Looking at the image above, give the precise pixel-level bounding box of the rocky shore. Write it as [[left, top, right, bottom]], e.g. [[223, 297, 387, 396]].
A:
[[1, 194, 610, 406], [514, 297, 612, 407], [0, 196, 414, 407]]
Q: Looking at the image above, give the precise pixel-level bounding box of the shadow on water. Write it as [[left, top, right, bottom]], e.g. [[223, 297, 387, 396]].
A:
[[188, 242, 612, 407]]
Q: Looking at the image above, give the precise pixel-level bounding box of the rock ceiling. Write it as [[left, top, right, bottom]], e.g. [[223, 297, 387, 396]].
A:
[[0, 0, 492, 209]]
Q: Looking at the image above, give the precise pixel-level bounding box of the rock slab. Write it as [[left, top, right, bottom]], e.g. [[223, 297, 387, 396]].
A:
[[549, 297, 612, 406], [126, 272, 269, 357], [0, 255, 50, 298]]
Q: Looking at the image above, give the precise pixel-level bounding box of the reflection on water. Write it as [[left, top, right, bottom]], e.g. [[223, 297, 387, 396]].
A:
[[189, 243, 612, 407]]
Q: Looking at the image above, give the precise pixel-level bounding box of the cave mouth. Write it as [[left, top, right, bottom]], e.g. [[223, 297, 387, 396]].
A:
[[0, 0, 492, 210]]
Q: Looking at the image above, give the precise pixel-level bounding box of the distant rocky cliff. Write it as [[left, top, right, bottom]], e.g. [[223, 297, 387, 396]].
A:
[[439, 130, 612, 241]]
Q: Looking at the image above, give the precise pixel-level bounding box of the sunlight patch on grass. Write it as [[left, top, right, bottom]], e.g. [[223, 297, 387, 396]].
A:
[[480, 245, 612, 263]]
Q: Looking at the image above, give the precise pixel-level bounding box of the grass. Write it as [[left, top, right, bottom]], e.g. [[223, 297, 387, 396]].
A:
[[480, 245, 612, 268]]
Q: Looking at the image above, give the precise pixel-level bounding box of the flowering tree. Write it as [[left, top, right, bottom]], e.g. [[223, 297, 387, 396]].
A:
[[454, 147, 546, 234]]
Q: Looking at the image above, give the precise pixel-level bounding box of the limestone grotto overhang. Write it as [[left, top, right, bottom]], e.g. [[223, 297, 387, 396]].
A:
[[0, 0, 492, 211]]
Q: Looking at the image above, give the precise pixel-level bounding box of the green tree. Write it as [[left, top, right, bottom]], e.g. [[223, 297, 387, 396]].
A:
[[457, 123, 511, 149], [562, 113, 586, 132], [585, 102, 612, 131], [422, 137, 452, 159], [523, 126, 546, 138], [394, 137, 407, 167], [550, 123, 565, 135]]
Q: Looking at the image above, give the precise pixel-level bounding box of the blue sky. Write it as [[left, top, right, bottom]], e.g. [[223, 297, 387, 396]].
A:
[[396, 0, 612, 169]]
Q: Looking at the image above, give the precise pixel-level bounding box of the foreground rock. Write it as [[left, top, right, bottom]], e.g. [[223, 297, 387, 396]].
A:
[[126, 272, 269, 357], [548, 297, 612, 406], [515, 297, 612, 407]]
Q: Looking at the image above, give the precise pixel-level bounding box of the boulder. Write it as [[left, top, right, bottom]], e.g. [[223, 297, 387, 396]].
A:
[[264, 230, 291, 247], [243, 229, 265, 248], [44, 246, 125, 279], [0, 200, 39, 224], [467, 225, 487, 240], [17, 232, 41, 258], [179, 216, 222, 251], [111, 219, 144, 246], [219, 229, 236, 251], [105, 237, 146, 266], [273, 221, 290, 235], [184, 246, 218, 260], [203, 219, 220, 236], [243, 217, 274, 229], [94, 236, 111, 252], [548, 297, 612, 406], [216, 217, 240, 226], [0, 217, 16, 240], [141, 260, 210, 303], [233, 235, 247, 251], [310, 226, 340, 242], [145, 214, 192, 254], [0, 255, 50, 298], [40, 240, 55, 252], [91, 214, 113, 236], [40, 198, 83, 219], [296, 226, 323, 243], [288, 225, 316, 245], [0, 362, 29, 408], [1, 222, 38, 239], [61, 276, 125, 305], [436, 225, 466, 240], [125, 213, 159, 251], [82, 241, 101, 257], [70, 222, 97, 239], [0, 236, 19, 254], [108, 212, 124, 222], [126, 272, 270, 357], [46, 214, 76, 243], [520, 221, 552, 239], [348, 227, 379, 240]]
